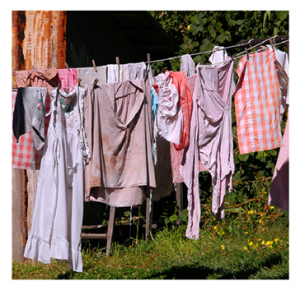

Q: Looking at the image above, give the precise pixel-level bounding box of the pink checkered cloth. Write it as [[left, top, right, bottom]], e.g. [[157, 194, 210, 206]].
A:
[[57, 69, 77, 92], [234, 50, 283, 154], [12, 90, 50, 170]]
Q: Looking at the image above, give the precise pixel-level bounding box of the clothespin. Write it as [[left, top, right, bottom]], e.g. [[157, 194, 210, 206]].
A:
[[31, 65, 36, 71], [93, 78, 99, 88], [116, 57, 120, 81], [245, 47, 249, 60], [65, 62, 70, 71], [231, 53, 237, 60], [92, 60, 98, 73], [77, 78, 82, 86]]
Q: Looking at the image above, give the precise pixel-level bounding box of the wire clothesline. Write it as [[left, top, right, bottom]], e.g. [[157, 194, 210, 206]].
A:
[[12, 35, 289, 89]]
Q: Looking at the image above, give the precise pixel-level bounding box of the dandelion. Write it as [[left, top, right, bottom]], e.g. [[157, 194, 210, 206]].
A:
[[221, 245, 225, 250], [213, 218, 216, 221], [270, 206, 275, 209], [129, 245, 132, 248], [258, 239, 262, 241], [266, 241, 273, 246], [249, 242, 253, 247], [214, 226, 217, 230], [274, 238, 279, 242], [261, 240, 265, 245], [187, 25, 191, 30], [248, 210, 254, 215], [264, 191, 267, 195], [244, 246, 248, 251], [245, 231, 249, 235]]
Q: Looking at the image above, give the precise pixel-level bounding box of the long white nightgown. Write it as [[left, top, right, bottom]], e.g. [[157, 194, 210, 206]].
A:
[[24, 84, 89, 272]]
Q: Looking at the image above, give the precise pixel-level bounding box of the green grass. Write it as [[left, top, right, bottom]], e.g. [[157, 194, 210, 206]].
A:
[[12, 206, 289, 280]]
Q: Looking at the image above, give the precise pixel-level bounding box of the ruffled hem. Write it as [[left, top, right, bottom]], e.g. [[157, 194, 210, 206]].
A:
[[24, 235, 83, 272]]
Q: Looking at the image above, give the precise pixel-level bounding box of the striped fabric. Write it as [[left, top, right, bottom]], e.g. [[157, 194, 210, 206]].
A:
[[12, 90, 50, 170], [234, 50, 282, 154]]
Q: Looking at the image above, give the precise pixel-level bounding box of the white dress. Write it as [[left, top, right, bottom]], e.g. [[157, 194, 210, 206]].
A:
[[24, 84, 89, 272]]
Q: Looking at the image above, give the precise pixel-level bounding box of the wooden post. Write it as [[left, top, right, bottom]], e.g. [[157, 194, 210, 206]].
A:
[[176, 183, 183, 225], [106, 206, 115, 256], [145, 194, 153, 241]]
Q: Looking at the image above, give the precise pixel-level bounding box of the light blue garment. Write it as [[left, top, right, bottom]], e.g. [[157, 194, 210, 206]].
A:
[[151, 87, 159, 121]]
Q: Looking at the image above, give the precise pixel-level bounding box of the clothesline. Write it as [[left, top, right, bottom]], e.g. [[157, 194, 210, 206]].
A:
[[149, 35, 289, 64]]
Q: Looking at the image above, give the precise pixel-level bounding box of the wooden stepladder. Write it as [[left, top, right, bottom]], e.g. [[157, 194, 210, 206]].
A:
[[81, 206, 116, 256]]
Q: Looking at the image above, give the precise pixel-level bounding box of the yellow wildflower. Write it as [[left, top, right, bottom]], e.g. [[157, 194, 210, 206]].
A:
[[270, 206, 275, 209], [274, 238, 279, 242], [244, 246, 248, 251], [248, 210, 254, 215], [258, 239, 262, 241], [213, 218, 216, 221], [269, 245, 273, 248], [254, 243, 259, 248], [214, 226, 217, 230], [129, 245, 132, 248], [245, 231, 249, 235], [264, 191, 267, 195], [249, 242, 253, 247], [187, 25, 191, 30], [221, 245, 225, 250], [266, 241, 273, 246], [261, 240, 265, 245]]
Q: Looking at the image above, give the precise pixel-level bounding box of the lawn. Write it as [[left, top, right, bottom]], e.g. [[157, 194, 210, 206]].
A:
[[12, 200, 289, 280]]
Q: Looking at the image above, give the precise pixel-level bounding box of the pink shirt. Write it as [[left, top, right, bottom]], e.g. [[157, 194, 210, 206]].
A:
[[180, 57, 235, 239]]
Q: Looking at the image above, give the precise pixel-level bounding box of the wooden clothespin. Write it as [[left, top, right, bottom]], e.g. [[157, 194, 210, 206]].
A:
[[77, 78, 82, 87], [245, 47, 249, 60], [93, 78, 99, 88], [65, 62, 70, 71], [92, 60, 98, 73], [231, 53, 237, 60], [31, 65, 37, 71], [116, 57, 120, 81]]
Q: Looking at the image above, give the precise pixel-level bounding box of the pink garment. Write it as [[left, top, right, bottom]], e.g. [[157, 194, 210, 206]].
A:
[[84, 79, 156, 207], [180, 57, 235, 240], [170, 73, 207, 183], [268, 117, 289, 211], [57, 69, 77, 92]]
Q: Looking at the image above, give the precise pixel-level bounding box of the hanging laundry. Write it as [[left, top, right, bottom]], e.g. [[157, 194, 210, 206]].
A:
[[13, 68, 55, 169], [208, 46, 228, 64], [153, 71, 183, 145], [57, 68, 77, 92], [129, 62, 146, 80], [76, 65, 107, 85], [12, 90, 41, 169], [234, 49, 283, 154], [180, 57, 236, 240], [180, 54, 195, 77], [151, 86, 159, 121], [13, 87, 47, 151], [84, 79, 156, 206], [268, 117, 289, 212], [14, 68, 58, 92], [24, 84, 88, 272], [107, 64, 131, 83], [266, 45, 289, 119]]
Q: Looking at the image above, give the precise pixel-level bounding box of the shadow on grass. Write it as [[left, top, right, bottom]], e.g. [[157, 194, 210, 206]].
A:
[[147, 253, 288, 279], [55, 253, 288, 280]]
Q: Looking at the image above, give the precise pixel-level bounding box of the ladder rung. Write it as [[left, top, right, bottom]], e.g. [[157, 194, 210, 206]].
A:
[[82, 225, 106, 229], [81, 233, 107, 239]]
